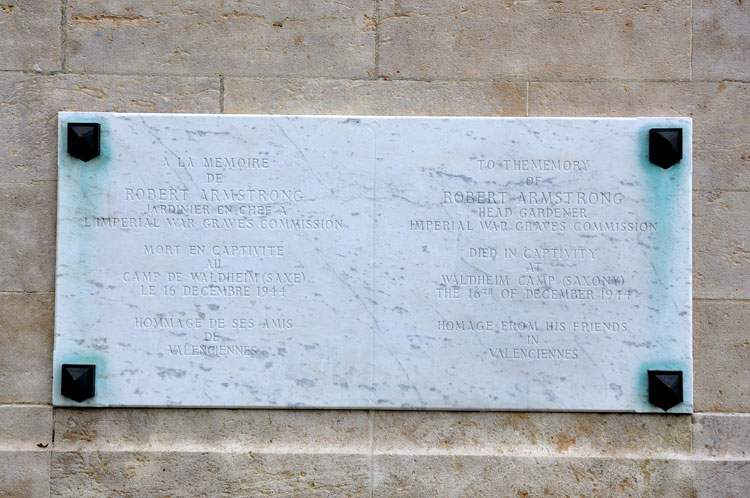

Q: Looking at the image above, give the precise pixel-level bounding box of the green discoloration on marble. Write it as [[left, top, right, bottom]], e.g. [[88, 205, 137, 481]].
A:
[[52, 114, 693, 411], [632, 120, 693, 413], [55, 113, 115, 407], [637, 123, 689, 303], [59, 115, 112, 204], [635, 360, 693, 413], [53, 354, 107, 406]]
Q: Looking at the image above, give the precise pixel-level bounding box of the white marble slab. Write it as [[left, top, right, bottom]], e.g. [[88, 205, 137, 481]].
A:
[[54, 113, 692, 412]]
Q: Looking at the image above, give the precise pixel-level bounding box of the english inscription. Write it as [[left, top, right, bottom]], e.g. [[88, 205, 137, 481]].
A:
[[54, 114, 693, 412]]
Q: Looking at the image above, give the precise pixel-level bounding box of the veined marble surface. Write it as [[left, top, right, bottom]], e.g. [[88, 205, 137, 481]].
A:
[[54, 113, 692, 412]]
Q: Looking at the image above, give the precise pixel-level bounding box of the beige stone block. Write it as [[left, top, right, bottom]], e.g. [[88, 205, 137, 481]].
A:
[[693, 0, 750, 81], [378, 0, 690, 80], [695, 461, 750, 498], [224, 78, 526, 116], [0, 0, 61, 71], [0, 73, 219, 183], [0, 405, 52, 498], [51, 451, 369, 497], [53, 408, 369, 452], [373, 412, 690, 457], [693, 413, 750, 458], [52, 409, 369, 497], [0, 182, 56, 293], [694, 191, 750, 299], [0, 452, 50, 498], [529, 81, 750, 191], [694, 414, 750, 497], [65, 0, 375, 77], [694, 302, 750, 412], [373, 455, 693, 497], [0, 405, 52, 449], [0, 294, 54, 403]]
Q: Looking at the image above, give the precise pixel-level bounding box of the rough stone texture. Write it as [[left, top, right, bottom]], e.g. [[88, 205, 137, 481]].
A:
[[224, 78, 526, 115], [694, 191, 750, 300], [65, 0, 375, 77], [529, 81, 750, 191], [0, 73, 220, 183], [694, 413, 750, 458], [53, 409, 369, 452], [52, 409, 369, 497], [374, 455, 693, 497], [372, 412, 693, 495], [695, 461, 750, 498], [0, 293, 54, 404], [373, 412, 691, 457], [694, 301, 750, 412], [0, 405, 52, 498], [378, 0, 691, 80], [0, 182, 57, 293], [0, 452, 50, 498], [693, 0, 750, 81], [694, 414, 750, 497], [0, 405, 53, 449], [0, 0, 61, 71], [51, 451, 368, 498]]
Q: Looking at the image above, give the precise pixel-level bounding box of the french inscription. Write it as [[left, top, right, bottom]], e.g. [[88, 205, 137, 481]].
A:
[[110, 157, 318, 339], [54, 114, 692, 412]]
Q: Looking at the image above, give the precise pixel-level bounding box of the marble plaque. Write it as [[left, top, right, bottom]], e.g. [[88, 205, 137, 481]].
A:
[[54, 113, 692, 412]]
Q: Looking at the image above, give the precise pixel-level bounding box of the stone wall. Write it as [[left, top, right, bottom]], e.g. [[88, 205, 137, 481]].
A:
[[1, 1, 748, 496]]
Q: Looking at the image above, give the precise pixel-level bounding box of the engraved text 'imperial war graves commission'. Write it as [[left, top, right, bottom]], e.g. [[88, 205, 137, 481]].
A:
[[54, 114, 692, 412]]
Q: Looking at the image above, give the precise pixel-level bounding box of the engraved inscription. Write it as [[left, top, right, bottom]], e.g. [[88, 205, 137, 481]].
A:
[[54, 114, 692, 411], [108, 156, 327, 353], [422, 170, 648, 360]]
